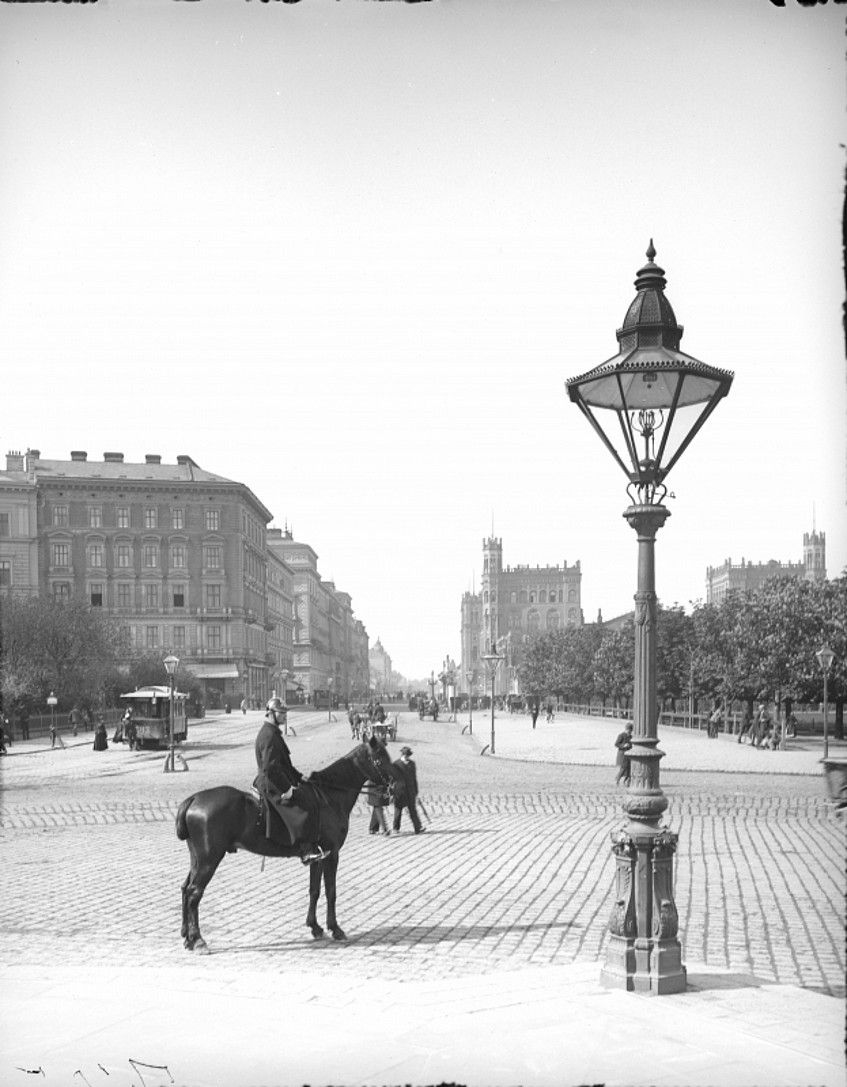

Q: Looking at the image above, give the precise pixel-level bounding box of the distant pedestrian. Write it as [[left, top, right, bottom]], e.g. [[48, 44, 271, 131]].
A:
[[69, 704, 83, 737], [365, 778, 391, 836], [546, 702, 555, 724], [0, 719, 7, 756], [17, 705, 30, 741], [240, 698, 247, 715], [614, 723, 633, 785], [784, 711, 798, 739], [1, 713, 11, 748], [737, 706, 753, 744], [530, 700, 540, 730], [125, 717, 138, 750], [50, 717, 65, 750], [753, 702, 771, 749], [392, 746, 425, 834], [707, 705, 722, 740], [93, 718, 108, 751]]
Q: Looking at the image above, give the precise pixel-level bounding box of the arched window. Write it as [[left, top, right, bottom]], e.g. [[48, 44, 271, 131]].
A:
[[519, 590, 527, 604], [546, 610, 560, 630], [568, 590, 576, 602], [539, 590, 547, 604], [527, 608, 540, 633], [483, 590, 489, 603], [529, 591, 537, 604], [568, 608, 577, 620], [510, 591, 517, 604]]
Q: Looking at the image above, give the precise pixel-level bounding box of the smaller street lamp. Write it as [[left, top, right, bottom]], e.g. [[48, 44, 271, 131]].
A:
[[816, 645, 836, 760], [482, 645, 505, 755], [466, 669, 475, 735], [327, 677, 334, 723], [47, 691, 59, 748], [163, 654, 180, 773]]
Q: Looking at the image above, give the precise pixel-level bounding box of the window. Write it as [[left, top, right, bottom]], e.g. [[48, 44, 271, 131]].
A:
[[170, 544, 186, 569], [204, 510, 220, 531], [144, 584, 159, 609], [207, 624, 222, 650], [52, 505, 69, 526], [143, 544, 158, 568], [145, 626, 160, 650], [546, 610, 560, 630], [52, 582, 71, 602], [0, 513, 9, 537], [203, 544, 222, 569], [116, 543, 132, 568], [88, 506, 102, 528], [144, 508, 157, 529], [0, 560, 11, 587], [52, 542, 70, 567], [568, 590, 576, 602], [173, 626, 186, 650], [116, 506, 130, 529], [90, 583, 104, 608], [87, 543, 104, 568], [529, 592, 537, 604], [172, 508, 184, 530], [117, 583, 132, 608], [173, 586, 186, 608], [539, 590, 547, 604], [205, 584, 221, 609], [519, 590, 527, 604], [527, 608, 540, 633]]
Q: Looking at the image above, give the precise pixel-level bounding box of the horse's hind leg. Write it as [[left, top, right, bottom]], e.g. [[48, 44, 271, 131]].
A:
[[323, 853, 345, 942], [306, 861, 324, 939], [184, 850, 225, 954]]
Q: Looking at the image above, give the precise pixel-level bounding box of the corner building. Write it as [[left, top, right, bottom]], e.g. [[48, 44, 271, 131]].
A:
[[462, 536, 583, 696]]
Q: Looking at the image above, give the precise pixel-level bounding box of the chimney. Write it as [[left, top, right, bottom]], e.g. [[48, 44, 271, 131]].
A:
[[145, 454, 162, 464], [5, 450, 24, 472], [103, 452, 124, 463], [70, 450, 87, 462], [176, 454, 194, 466], [25, 449, 41, 474]]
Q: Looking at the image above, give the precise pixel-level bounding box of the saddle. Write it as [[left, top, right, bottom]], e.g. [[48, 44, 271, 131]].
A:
[[252, 781, 320, 850]]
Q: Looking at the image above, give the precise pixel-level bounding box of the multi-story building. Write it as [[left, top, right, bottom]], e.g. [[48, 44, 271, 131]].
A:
[[15, 448, 274, 707], [705, 528, 826, 604], [266, 541, 296, 702], [0, 451, 39, 597], [266, 527, 369, 704], [368, 638, 392, 696], [461, 536, 583, 696]]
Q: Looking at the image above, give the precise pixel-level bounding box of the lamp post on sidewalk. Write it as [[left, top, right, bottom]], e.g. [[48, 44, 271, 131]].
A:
[[566, 242, 733, 994], [47, 691, 59, 748], [482, 646, 504, 755], [816, 645, 835, 760], [466, 669, 475, 735], [327, 676, 334, 723], [163, 654, 179, 773]]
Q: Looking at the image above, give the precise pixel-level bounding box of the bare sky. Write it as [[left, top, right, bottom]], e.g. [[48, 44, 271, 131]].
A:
[[1, 0, 844, 681]]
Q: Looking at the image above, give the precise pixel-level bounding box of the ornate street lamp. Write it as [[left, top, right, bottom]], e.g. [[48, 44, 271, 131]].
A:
[[162, 654, 181, 773], [482, 645, 504, 755], [815, 645, 835, 760], [566, 242, 733, 995]]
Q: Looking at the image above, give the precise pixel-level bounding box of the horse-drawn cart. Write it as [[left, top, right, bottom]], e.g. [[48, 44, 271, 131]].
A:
[[370, 714, 398, 743]]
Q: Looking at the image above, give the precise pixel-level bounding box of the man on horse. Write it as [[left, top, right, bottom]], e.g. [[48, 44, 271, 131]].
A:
[[253, 697, 329, 864]]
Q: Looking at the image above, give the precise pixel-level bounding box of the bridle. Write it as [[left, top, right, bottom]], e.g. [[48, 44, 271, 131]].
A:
[[363, 740, 393, 790]]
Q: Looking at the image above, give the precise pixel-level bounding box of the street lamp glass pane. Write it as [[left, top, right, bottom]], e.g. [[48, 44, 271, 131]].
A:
[[816, 647, 835, 671], [576, 368, 723, 410]]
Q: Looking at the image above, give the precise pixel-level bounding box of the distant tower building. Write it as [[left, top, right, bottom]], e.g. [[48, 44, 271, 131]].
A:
[[803, 529, 826, 583], [462, 535, 582, 696], [705, 526, 826, 603]]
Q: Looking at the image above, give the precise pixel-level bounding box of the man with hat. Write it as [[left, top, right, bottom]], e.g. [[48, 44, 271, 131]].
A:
[[391, 745, 425, 834], [253, 697, 329, 864]]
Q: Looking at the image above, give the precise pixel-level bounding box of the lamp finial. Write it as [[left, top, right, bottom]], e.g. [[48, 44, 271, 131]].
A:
[[646, 238, 656, 262]]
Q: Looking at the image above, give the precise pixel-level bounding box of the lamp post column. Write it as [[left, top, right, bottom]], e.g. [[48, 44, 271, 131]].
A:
[[600, 502, 685, 995]]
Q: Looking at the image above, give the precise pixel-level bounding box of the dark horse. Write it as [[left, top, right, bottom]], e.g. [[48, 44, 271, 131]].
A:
[[175, 736, 394, 953]]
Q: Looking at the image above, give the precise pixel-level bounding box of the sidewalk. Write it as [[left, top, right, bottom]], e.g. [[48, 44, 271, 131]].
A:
[[1, 960, 843, 1087], [468, 708, 842, 775]]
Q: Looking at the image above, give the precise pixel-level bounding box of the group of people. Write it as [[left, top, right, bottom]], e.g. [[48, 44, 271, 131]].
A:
[[737, 703, 791, 749], [347, 701, 386, 739], [253, 697, 426, 864]]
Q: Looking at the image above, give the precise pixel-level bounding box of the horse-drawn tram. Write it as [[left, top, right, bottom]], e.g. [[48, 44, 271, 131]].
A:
[[120, 686, 188, 749]]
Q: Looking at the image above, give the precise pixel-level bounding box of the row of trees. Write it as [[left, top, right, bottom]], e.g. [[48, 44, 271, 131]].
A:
[[517, 575, 847, 736], [0, 597, 202, 715]]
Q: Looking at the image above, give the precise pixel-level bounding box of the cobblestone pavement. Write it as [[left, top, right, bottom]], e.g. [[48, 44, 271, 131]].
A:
[[1, 710, 843, 997]]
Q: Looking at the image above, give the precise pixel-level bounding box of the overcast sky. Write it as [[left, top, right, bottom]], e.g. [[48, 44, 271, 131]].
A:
[[1, 0, 844, 682]]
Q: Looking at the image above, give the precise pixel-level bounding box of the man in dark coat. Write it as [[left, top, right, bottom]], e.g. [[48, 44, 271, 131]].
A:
[[391, 746, 425, 834], [253, 698, 328, 864]]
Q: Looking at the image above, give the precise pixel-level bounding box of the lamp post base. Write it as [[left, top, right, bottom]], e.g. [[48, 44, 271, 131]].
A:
[[163, 752, 189, 773], [600, 825, 686, 995]]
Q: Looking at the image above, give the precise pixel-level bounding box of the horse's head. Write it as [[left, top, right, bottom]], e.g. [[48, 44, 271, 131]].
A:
[[360, 735, 393, 788]]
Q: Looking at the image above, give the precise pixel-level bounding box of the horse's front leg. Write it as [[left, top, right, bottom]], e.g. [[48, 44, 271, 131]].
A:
[[306, 859, 324, 939], [323, 852, 345, 941]]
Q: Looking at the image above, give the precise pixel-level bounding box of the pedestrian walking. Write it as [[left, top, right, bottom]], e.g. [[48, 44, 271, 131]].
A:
[[545, 701, 555, 724], [0, 718, 7, 756], [753, 702, 771, 749], [17, 705, 30, 741], [392, 746, 425, 834], [707, 705, 722, 740], [69, 704, 83, 737], [530, 699, 540, 730], [737, 706, 753, 744], [50, 715, 65, 749], [240, 698, 247, 715], [365, 777, 391, 836], [614, 722, 633, 785]]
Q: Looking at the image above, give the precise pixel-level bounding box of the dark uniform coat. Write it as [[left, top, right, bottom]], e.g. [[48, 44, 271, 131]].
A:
[[391, 756, 422, 832], [253, 717, 313, 846], [614, 729, 632, 767]]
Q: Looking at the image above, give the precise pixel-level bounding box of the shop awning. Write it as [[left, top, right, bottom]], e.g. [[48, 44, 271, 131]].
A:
[[191, 665, 240, 680]]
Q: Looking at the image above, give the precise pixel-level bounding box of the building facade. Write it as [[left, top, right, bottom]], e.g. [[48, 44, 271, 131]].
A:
[[368, 638, 392, 696], [462, 536, 584, 696], [0, 451, 39, 597], [705, 528, 827, 604]]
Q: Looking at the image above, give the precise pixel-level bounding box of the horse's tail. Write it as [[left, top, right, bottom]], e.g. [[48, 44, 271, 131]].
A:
[[175, 794, 196, 840]]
